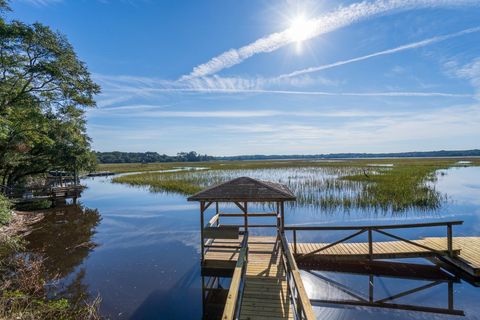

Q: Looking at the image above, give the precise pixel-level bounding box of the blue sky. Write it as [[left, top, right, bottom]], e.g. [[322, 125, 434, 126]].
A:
[[10, 0, 480, 156]]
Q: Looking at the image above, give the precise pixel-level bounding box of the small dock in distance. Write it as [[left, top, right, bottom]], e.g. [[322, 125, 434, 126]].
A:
[[84, 171, 115, 177], [188, 177, 480, 320]]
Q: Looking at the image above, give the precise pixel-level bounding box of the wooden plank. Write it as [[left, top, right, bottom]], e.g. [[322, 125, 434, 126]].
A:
[[222, 238, 248, 320], [423, 237, 480, 276]]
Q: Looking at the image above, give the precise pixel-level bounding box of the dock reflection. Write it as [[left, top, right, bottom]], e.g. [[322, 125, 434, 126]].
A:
[[201, 268, 233, 320], [300, 260, 464, 317]]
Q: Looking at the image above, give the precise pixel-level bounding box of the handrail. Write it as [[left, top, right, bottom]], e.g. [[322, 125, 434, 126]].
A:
[[285, 220, 463, 231], [279, 233, 316, 320], [288, 220, 463, 260], [222, 232, 249, 320]]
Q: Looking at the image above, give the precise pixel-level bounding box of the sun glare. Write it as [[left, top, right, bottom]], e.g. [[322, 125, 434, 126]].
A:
[[288, 15, 315, 43]]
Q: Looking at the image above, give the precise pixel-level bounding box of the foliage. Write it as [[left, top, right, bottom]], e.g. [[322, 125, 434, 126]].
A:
[[14, 199, 51, 211], [95, 150, 213, 164], [0, 194, 11, 225], [0, 254, 102, 320], [0, 7, 99, 188]]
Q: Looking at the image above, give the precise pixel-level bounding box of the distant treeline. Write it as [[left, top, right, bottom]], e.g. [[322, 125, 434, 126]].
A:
[[216, 149, 480, 160], [95, 151, 214, 163], [96, 149, 480, 163]]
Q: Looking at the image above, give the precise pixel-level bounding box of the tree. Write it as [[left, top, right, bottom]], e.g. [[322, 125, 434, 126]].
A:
[[0, 3, 99, 188]]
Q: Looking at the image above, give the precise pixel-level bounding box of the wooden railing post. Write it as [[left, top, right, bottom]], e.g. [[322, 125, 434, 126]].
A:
[[200, 201, 205, 261], [293, 230, 297, 255], [369, 274, 374, 303], [447, 223, 453, 257], [368, 228, 373, 261]]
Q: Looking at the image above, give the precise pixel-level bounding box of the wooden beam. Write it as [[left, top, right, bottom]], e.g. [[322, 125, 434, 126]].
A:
[[285, 221, 463, 231], [222, 236, 248, 320], [204, 226, 240, 239], [219, 212, 277, 217], [202, 201, 213, 212], [233, 202, 246, 212]]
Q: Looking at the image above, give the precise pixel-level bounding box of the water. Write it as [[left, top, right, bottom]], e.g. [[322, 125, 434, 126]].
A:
[[23, 166, 480, 319]]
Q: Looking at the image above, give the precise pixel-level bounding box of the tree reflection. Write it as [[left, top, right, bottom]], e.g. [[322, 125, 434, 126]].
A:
[[23, 204, 101, 302]]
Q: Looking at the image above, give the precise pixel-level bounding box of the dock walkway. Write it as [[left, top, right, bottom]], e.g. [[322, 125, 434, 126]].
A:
[[239, 236, 293, 320]]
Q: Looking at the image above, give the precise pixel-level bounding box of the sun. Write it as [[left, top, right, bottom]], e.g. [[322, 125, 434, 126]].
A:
[[287, 15, 315, 43]]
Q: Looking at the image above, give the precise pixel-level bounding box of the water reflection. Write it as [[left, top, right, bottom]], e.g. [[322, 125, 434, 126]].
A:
[[302, 260, 465, 319], [22, 204, 101, 306], [24, 204, 101, 278], [17, 166, 480, 319]]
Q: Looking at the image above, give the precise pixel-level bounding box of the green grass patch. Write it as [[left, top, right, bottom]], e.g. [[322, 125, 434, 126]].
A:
[[0, 194, 12, 226], [110, 158, 480, 212]]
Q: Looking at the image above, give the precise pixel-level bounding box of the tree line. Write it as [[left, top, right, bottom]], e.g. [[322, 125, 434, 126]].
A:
[[0, 1, 99, 189], [96, 149, 480, 164], [95, 151, 214, 164]]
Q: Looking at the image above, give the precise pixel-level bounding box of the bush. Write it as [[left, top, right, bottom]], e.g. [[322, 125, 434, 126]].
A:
[[0, 194, 12, 226]]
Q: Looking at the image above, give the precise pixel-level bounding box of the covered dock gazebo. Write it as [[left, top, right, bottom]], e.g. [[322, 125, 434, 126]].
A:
[[188, 176, 296, 261]]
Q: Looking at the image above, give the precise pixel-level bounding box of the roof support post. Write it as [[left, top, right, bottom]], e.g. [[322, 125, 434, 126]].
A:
[[244, 201, 248, 232], [280, 201, 285, 233], [200, 201, 205, 261]]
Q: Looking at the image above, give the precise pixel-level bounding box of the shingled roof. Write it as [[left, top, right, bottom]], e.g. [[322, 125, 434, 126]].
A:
[[187, 176, 296, 202]]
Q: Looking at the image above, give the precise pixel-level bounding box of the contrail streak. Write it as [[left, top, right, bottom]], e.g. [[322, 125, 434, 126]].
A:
[[277, 27, 480, 79], [180, 0, 480, 80]]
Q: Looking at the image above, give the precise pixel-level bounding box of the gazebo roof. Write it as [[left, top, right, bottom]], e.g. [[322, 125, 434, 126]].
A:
[[187, 176, 296, 202]]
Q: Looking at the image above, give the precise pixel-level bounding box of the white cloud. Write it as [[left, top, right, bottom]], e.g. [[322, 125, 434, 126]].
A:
[[217, 104, 480, 153], [180, 0, 480, 80]]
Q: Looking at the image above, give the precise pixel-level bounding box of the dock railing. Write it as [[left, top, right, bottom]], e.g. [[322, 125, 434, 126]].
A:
[[221, 232, 249, 320], [279, 233, 316, 320], [286, 220, 463, 260]]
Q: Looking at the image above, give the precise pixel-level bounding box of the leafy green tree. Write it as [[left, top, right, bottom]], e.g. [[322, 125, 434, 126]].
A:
[[0, 2, 99, 188]]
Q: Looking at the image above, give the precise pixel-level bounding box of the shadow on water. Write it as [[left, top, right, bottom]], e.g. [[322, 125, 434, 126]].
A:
[[129, 263, 202, 320]]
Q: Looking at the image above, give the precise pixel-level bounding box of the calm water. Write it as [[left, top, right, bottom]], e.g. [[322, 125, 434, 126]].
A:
[[24, 166, 480, 319]]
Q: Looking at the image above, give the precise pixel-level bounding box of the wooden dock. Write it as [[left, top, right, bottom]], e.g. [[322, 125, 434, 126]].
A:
[[237, 236, 293, 320], [206, 235, 314, 320], [9, 185, 84, 204], [423, 237, 480, 277], [204, 236, 296, 319], [291, 239, 461, 260], [188, 178, 480, 319]]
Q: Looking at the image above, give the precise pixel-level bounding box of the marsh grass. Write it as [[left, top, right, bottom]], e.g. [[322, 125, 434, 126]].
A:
[[110, 158, 480, 212]]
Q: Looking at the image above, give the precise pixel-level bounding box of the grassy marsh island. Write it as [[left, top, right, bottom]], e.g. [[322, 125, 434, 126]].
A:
[[108, 158, 480, 212]]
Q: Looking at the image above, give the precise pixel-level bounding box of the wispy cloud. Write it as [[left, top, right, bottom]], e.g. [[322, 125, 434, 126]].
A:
[[18, 0, 61, 6], [90, 106, 410, 119], [218, 104, 480, 153], [276, 26, 480, 79], [180, 0, 480, 80], [101, 86, 473, 98], [455, 58, 480, 99]]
